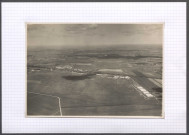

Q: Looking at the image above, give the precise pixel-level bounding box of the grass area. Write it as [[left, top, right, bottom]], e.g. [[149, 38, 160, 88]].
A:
[[27, 71, 161, 116], [27, 93, 60, 116]]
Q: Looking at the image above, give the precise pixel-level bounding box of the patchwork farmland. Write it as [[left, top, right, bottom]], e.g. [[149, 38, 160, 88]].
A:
[[27, 45, 162, 116]]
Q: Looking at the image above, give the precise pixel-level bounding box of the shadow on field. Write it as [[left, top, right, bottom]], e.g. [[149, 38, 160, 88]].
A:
[[62, 74, 95, 81]]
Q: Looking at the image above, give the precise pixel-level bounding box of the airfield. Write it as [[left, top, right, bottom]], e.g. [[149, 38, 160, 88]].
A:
[[27, 45, 163, 116]]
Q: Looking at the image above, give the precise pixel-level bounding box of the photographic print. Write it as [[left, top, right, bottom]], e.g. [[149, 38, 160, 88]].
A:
[[27, 23, 163, 117]]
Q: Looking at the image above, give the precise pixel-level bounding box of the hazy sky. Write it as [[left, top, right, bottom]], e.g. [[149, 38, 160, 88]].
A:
[[27, 24, 163, 47]]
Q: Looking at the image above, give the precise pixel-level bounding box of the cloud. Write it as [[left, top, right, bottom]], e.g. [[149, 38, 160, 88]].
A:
[[121, 24, 162, 36], [62, 24, 99, 37], [88, 24, 98, 29], [65, 24, 98, 32], [27, 24, 163, 47]]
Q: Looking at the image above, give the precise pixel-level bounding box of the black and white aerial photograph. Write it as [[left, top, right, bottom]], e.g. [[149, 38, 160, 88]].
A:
[[27, 23, 163, 117]]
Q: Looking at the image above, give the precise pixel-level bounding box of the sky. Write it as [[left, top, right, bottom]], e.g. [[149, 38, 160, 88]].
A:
[[27, 24, 163, 47]]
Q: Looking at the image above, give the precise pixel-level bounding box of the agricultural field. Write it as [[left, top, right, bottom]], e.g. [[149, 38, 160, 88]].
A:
[[27, 45, 163, 116]]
